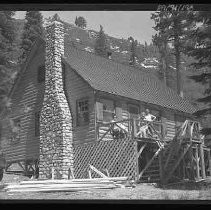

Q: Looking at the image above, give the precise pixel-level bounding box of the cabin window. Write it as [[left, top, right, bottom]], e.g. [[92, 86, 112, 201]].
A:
[[101, 99, 115, 122], [37, 65, 45, 83], [11, 117, 21, 143], [76, 99, 89, 126], [35, 112, 40, 136]]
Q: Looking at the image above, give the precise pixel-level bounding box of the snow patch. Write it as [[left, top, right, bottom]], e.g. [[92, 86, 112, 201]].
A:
[[121, 50, 128, 54], [140, 63, 158, 69], [84, 46, 94, 53], [110, 45, 119, 50]]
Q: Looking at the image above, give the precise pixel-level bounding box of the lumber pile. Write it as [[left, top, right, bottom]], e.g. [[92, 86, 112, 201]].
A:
[[4, 177, 133, 193], [4, 165, 135, 193]]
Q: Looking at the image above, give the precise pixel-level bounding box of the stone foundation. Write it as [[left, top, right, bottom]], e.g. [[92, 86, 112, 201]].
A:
[[39, 20, 74, 179]]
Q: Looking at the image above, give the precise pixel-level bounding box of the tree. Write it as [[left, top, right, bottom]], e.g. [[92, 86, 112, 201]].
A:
[[151, 4, 194, 95], [185, 11, 211, 136], [75, 16, 87, 29], [0, 11, 17, 113], [128, 37, 138, 65], [95, 25, 108, 58], [74, 16, 78, 26], [0, 11, 17, 147], [20, 11, 43, 62]]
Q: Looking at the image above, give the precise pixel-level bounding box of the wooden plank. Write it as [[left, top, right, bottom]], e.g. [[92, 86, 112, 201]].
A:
[[208, 149, 211, 176], [89, 164, 108, 178], [132, 118, 137, 138], [188, 144, 195, 181], [88, 170, 92, 179], [182, 154, 186, 179], [137, 143, 147, 159], [134, 141, 139, 182], [6, 183, 116, 190], [195, 145, 200, 179], [158, 150, 164, 184], [6, 185, 118, 193], [20, 177, 128, 185], [98, 128, 111, 141], [199, 144, 206, 179]]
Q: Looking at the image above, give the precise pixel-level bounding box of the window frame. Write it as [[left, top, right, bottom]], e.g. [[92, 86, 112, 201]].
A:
[[76, 98, 90, 126]]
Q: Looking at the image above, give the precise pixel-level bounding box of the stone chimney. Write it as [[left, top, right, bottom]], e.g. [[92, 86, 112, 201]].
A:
[[39, 18, 74, 179]]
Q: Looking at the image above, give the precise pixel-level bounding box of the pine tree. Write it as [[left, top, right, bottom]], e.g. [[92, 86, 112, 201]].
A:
[[0, 11, 16, 114], [76, 16, 87, 29], [151, 4, 194, 95], [75, 16, 78, 26], [0, 11, 17, 146], [20, 11, 43, 62], [128, 37, 138, 65], [185, 11, 211, 136], [95, 25, 108, 57]]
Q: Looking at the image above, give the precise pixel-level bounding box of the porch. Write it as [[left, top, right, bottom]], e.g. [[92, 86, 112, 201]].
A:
[[73, 118, 211, 184]]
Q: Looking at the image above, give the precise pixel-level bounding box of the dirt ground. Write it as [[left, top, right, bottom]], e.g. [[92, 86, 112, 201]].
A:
[[1, 174, 211, 201]]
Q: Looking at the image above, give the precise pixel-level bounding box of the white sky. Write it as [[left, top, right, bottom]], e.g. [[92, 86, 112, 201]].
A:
[[14, 11, 156, 44]]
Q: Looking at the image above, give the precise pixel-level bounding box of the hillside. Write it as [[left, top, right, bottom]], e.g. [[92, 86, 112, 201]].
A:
[[63, 22, 159, 69]]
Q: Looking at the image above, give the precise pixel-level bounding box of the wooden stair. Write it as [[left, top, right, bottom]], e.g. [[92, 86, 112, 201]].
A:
[[140, 157, 160, 182], [137, 120, 205, 185]]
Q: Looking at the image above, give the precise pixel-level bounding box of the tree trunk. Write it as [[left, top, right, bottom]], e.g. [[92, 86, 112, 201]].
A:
[[175, 46, 181, 95], [174, 19, 182, 96]]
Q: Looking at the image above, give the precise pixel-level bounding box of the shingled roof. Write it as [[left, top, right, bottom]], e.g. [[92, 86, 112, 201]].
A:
[[64, 38, 197, 114]]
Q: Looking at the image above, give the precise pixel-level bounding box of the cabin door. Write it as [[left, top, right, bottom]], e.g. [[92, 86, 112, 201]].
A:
[[128, 104, 139, 119], [128, 104, 139, 132]]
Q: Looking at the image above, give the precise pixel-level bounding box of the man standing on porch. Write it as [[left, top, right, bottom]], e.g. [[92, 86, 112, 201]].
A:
[[144, 109, 156, 137], [137, 112, 148, 138]]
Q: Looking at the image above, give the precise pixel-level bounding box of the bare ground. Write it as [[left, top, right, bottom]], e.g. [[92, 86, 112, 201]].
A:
[[1, 174, 211, 201]]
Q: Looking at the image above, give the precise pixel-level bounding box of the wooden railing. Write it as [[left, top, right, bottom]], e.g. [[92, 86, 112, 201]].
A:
[[97, 118, 164, 145]]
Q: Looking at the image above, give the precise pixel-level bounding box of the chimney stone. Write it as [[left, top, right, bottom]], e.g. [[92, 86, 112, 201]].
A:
[[39, 19, 74, 179]]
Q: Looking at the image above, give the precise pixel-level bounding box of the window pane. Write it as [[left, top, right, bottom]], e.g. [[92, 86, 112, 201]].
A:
[[77, 99, 89, 126]]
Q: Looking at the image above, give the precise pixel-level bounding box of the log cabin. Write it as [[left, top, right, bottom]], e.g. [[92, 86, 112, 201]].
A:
[[1, 18, 211, 184]]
